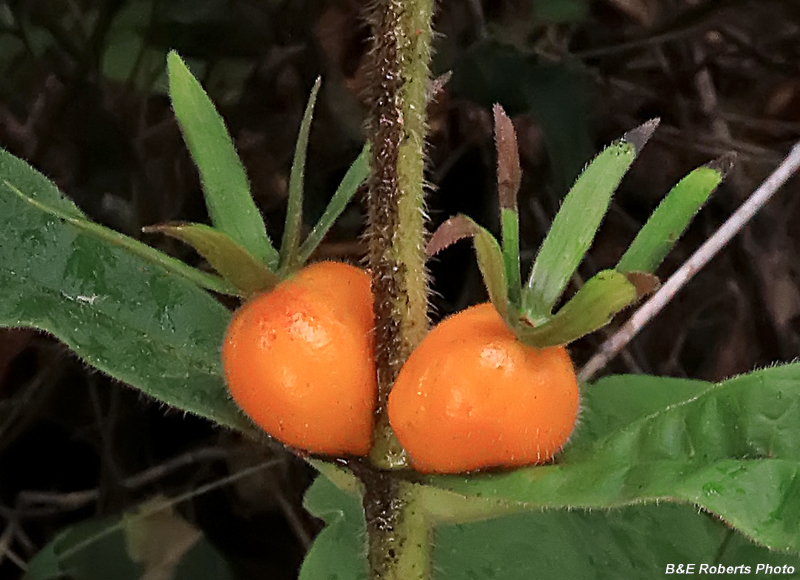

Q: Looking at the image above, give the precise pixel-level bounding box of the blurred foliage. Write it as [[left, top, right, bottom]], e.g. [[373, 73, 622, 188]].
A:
[[25, 497, 233, 580], [532, 0, 590, 24], [451, 42, 593, 191]]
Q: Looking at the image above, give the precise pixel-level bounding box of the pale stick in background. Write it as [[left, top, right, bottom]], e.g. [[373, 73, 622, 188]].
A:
[[579, 142, 800, 383]]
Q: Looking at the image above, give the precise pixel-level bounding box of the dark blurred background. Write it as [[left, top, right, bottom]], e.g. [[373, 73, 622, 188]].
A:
[[2, 0, 800, 578]]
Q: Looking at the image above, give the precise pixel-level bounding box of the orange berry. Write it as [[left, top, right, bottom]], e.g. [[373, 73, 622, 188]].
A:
[[388, 303, 579, 474], [222, 261, 376, 456]]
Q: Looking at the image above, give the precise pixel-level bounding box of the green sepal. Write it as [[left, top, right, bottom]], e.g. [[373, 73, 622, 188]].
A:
[[166, 51, 278, 268], [517, 270, 658, 347], [280, 77, 322, 275], [524, 119, 659, 324], [142, 222, 280, 296], [297, 144, 370, 265], [4, 179, 238, 296], [494, 105, 523, 310], [617, 154, 733, 273], [427, 215, 509, 320], [500, 207, 521, 309]]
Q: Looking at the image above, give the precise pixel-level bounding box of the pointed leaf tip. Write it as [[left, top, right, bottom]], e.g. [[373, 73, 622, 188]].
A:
[[428, 71, 452, 100], [707, 152, 737, 177], [426, 215, 480, 256], [493, 104, 521, 210], [297, 144, 370, 265], [280, 76, 322, 273], [525, 123, 648, 318], [167, 50, 277, 267], [426, 215, 509, 318], [616, 159, 724, 274], [624, 271, 660, 297], [624, 118, 660, 153]]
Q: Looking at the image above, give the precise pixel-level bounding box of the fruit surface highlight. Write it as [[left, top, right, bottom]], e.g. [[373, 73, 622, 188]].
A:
[[222, 261, 376, 456], [388, 303, 579, 473]]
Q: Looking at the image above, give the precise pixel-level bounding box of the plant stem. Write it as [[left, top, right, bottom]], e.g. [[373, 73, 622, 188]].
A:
[[361, 0, 434, 577], [364, 0, 433, 468], [358, 467, 432, 580]]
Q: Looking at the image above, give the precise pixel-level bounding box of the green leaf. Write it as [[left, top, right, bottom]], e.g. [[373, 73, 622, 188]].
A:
[[2, 153, 236, 296], [6, 186, 238, 296], [308, 460, 363, 496], [523, 120, 658, 323], [0, 145, 86, 219], [569, 373, 712, 455], [494, 105, 522, 308], [0, 149, 250, 433], [517, 270, 658, 347], [167, 51, 278, 268], [500, 208, 521, 309], [300, 476, 368, 580], [473, 226, 509, 321], [25, 498, 233, 580], [299, 470, 800, 579], [426, 364, 800, 552], [143, 222, 279, 295], [427, 215, 508, 320], [297, 144, 371, 265], [280, 77, 322, 274], [435, 503, 800, 579], [617, 155, 732, 273]]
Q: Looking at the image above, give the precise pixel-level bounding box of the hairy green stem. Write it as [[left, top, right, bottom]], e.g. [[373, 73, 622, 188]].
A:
[[355, 466, 432, 580], [364, 0, 433, 467], [361, 0, 434, 578]]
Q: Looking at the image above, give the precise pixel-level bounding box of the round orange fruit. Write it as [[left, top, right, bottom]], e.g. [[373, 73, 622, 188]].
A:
[[388, 303, 579, 473], [222, 261, 376, 456]]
